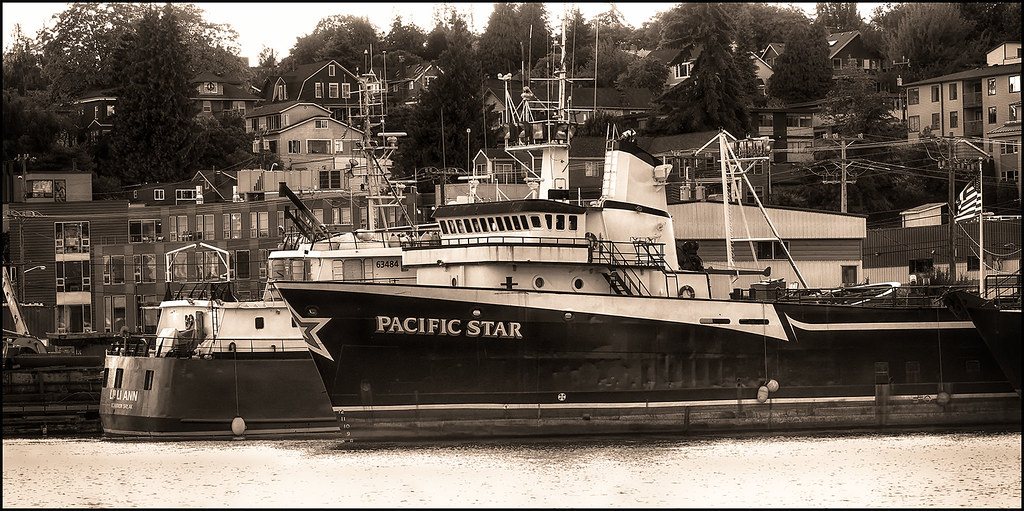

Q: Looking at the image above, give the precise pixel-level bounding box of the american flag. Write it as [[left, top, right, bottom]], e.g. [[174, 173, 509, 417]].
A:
[[955, 180, 981, 223]]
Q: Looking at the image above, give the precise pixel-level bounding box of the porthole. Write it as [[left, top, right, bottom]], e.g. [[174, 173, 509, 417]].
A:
[[306, 306, 319, 317], [533, 276, 545, 289], [451, 277, 458, 287], [572, 278, 585, 291]]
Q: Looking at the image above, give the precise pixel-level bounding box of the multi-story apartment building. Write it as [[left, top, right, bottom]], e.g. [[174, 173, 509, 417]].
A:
[[903, 54, 1021, 209]]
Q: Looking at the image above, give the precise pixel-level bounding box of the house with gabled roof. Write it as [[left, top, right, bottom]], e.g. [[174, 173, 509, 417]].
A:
[[72, 88, 118, 145], [389, 62, 441, 105], [761, 43, 785, 68], [192, 71, 261, 117], [260, 59, 363, 124], [244, 100, 364, 171], [826, 30, 883, 73]]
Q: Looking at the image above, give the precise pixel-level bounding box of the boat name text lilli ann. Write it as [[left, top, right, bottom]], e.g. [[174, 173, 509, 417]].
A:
[[375, 316, 523, 339]]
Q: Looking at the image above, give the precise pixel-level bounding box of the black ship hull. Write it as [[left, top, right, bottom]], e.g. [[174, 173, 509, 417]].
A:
[[99, 351, 340, 439], [276, 281, 1019, 441], [944, 291, 1022, 395]]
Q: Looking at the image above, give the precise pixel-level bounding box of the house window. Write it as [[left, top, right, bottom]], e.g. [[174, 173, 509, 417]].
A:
[[320, 170, 342, 189], [949, 111, 958, 129], [315, 82, 323, 98], [275, 83, 287, 101], [930, 85, 939, 102], [222, 213, 242, 239], [235, 250, 250, 279], [931, 112, 940, 129], [1001, 140, 1019, 155], [1001, 168, 1019, 182], [266, 115, 281, 131], [133, 254, 156, 283], [26, 180, 54, 198], [908, 258, 933, 274], [176, 188, 198, 202], [673, 62, 691, 79], [103, 295, 127, 333], [988, 106, 997, 124], [585, 161, 598, 177], [756, 241, 789, 260], [57, 304, 92, 334], [758, 113, 773, 127], [154, 189, 165, 200], [334, 139, 345, 154], [103, 255, 126, 285], [1010, 104, 1019, 122], [329, 83, 339, 98], [250, 211, 269, 238], [56, 260, 90, 292], [494, 163, 517, 184], [314, 119, 329, 129], [54, 221, 90, 255], [308, 140, 330, 154], [339, 207, 352, 225], [329, 64, 336, 77], [202, 101, 212, 113], [908, 115, 920, 132], [948, 83, 957, 100], [106, 104, 115, 116], [1010, 75, 1020, 93], [988, 78, 996, 95], [841, 265, 857, 286], [785, 114, 811, 127], [195, 214, 214, 240], [128, 219, 161, 243], [288, 140, 300, 153], [907, 88, 919, 105], [342, 83, 351, 98], [832, 58, 842, 69]]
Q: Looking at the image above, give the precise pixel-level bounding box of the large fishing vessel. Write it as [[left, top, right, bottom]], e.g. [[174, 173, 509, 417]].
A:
[[274, 33, 1017, 441], [99, 72, 433, 438]]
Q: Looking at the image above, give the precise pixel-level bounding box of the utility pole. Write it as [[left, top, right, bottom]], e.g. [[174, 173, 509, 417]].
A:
[[821, 135, 858, 213], [840, 139, 848, 213], [945, 140, 956, 278]]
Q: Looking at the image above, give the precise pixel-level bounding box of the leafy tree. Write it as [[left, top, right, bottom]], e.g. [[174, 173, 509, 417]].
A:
[[956, 3, 1022, 59], [2, 24, 46, 95], [723, 3, 810, 55], [821, 70, 903, 138], [617, 55, 668, 94], [251, 46, 280, 90], [285, 15, 380, 73], [815, 2, 863, 32], [383, 15, 427, 57], [767, 22, 832, 103], [2, 89, 89, 170], [651, 3, 756, 135], [190, 112, 254, 171], [572, 40, 635, 88], [108, 5, 195, 184], [168, 3, 249, 80], [38, 3, 146, 103], [884, 3, 983, 82], [478, 3, 522, 77]]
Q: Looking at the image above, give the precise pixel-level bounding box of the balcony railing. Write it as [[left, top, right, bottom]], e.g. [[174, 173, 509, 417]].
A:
[[964, 119, 983, 137], [963, 91, 983, 108]]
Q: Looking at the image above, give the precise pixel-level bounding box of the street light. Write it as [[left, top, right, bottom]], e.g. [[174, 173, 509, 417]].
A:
[[466, 128, 472, 175], [20, 265, 45, 302]]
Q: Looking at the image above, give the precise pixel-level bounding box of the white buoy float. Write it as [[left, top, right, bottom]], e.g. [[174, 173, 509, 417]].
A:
[[756, 386, 770, 403], [767, 379, 780, 392], [231, 416, 246, 436]]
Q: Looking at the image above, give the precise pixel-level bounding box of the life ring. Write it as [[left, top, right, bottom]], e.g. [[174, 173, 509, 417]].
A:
[[678, 285, 695, 299]]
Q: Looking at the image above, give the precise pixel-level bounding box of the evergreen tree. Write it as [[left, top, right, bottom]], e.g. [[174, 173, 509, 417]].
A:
[[652, 3, 755, 135], [815, 3, 863, 32], [517, 2, 551, 72], [108, 5, 195, 184], [396, 12, 494, 176], [2, 24, 45, 95], [767, 22, 832, 103], [478, 3, 522, 77]]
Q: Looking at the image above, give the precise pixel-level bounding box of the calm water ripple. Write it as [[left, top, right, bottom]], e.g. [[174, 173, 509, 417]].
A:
[[3, 430, 1020, 507]]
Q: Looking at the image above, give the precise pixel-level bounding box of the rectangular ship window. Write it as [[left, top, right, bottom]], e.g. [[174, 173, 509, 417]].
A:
[[144, 370, 154, 390], [255, 317, 265, 329], [102, 368, 109, 388], [114, 368, 124, 389], [906, 361, 921, 383]]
